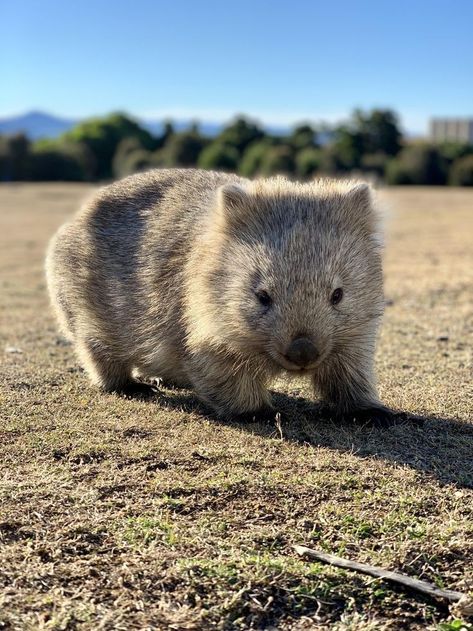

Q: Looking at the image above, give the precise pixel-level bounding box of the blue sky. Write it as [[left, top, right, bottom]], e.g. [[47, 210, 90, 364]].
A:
[[1, 0, 472, 133]]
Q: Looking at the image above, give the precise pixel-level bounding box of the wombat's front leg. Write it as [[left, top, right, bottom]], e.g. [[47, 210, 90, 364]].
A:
[[313, 355, 391, 424], [188, 350, 271, 419], [76, 336, 132, 392]]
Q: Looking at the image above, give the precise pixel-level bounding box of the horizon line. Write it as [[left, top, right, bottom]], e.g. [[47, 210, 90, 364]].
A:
[[0, 107, 434, 135]]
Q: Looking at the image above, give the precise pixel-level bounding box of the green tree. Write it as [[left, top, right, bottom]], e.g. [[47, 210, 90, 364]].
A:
[[0, 134, 30, 180], [360, 153, 389, 177], [259, 145, 295, 176], [353, 109, 402, 156], [295, 147, 321, 179], [63, 113, 156, 179], [197, 143, 239, 171], [160, 130, 208, 167], [328, 109, 402, 173], [216, 117, 265, 155], [120, 150, 154, 176], [239, 139, 276, 177], [385, 145, 447, 185], [153, 120, 175, 150], [449, 155, 473, 186], [112, 137, 147, 178], [28, 147, 86, 181], [34, 138, 96, 180], [289, 124, 317, 151], [437, 142, 473, 164], [331, 127, 365, 171]]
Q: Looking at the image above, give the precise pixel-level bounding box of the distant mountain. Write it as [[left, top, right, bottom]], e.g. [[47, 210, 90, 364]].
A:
[[0, 111, 78, 139], [0, 110, 330, 142], [0, 111, 226, 140]]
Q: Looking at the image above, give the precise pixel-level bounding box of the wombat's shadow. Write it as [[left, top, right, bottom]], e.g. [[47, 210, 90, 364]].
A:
[[125, 385, 473, 489]]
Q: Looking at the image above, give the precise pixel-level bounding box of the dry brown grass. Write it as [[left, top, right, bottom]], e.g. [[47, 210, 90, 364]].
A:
[[1, 183, 472, 630]]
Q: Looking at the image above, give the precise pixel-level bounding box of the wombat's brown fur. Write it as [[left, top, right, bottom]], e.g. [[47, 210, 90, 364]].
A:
[[46, 169, 387, 419]]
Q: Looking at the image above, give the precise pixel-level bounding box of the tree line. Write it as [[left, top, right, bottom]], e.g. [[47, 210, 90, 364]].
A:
[[1, 109, 473, 185]]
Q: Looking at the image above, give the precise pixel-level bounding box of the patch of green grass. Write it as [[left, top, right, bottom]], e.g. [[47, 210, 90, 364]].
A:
[[175, 553, 348, 628], [121, 516, 179, 547], [438, 621, 473, 631], [341, 515, 376, 540], [156, 494, 187, 511]]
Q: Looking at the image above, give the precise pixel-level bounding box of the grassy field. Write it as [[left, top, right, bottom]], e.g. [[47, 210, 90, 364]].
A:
[[1, 183, 472, 630]]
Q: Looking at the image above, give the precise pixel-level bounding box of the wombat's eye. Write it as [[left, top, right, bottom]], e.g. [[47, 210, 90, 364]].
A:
[[331, 288, 343, 305], [256, 289, 272, 308]]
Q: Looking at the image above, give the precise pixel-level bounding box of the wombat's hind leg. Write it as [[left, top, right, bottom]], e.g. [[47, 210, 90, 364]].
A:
[[76, 337, 131, 392]]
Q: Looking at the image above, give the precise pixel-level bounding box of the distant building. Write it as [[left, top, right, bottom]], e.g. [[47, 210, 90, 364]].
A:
[[430, 118, 473, 144]]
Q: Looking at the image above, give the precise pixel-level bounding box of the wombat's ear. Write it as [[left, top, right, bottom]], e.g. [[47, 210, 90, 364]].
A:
[[218, 183, 248, 211], [346, 182, 383, 245], [349, 182, 371, 207], [347, 182, 377, 228], [216, 183, 251, 226]]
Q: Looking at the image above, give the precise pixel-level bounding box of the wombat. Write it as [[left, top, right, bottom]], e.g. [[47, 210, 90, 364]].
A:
[[46, 169, 389, 421]]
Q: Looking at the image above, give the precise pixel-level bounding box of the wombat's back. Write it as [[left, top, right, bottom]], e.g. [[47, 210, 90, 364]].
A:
[[46, 169, 242, 386]]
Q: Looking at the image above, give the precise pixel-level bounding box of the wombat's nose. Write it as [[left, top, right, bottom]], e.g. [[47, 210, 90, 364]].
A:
[[285, 337, 319, 368]]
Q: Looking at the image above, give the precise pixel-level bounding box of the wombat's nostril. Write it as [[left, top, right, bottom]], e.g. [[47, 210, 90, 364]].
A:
[[285, 337, 319, 368]]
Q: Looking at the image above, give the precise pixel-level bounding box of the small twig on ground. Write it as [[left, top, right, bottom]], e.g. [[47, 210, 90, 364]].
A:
[[294, 545, 473, 615], [275, 412, 284, 440]]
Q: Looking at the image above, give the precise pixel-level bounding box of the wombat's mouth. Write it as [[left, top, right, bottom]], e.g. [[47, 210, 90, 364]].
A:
[[285, 366, 317, 375], [271, 351, 320, 374]]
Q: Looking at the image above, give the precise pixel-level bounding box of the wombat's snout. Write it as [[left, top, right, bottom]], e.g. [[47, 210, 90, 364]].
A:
[[284, 336, 319, 368]]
